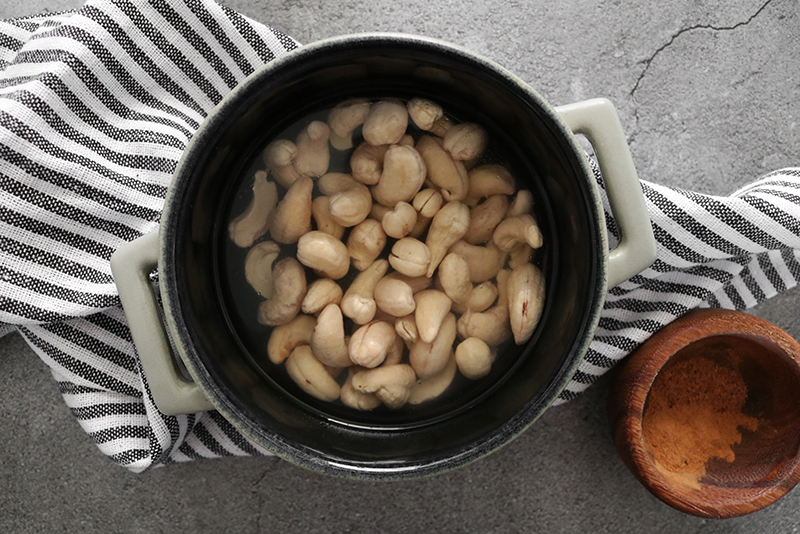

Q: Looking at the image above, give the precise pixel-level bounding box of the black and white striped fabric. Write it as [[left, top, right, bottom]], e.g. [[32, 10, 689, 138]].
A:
[[1, 0, 798, 470]]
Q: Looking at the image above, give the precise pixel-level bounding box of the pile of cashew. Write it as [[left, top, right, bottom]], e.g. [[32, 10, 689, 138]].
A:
[[228, 96, 546, 411]]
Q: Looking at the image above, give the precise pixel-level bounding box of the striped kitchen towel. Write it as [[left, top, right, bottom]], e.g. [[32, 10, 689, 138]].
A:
[[1, 0, 798, 471]]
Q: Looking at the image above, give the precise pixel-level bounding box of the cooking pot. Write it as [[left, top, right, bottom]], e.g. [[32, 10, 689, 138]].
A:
[[111, 33, 656, 479]]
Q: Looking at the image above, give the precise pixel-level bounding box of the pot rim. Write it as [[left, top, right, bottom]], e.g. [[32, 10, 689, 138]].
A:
[[158, 32, 608, 479]]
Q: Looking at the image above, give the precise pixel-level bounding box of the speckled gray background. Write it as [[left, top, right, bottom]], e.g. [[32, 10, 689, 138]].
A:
[[2, 0, 799, 532]]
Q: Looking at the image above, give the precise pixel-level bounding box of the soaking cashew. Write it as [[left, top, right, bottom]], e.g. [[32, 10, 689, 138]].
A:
[[228, 171, 278, 248], [244, 241, 280, 298], [374, 275, 416, 317], [345, 219, 385, 271], [371, 145, 427, 207], [349, 321, 397, 368], [394, 314, 418, 345], [270, 175, 313, 244], [455, 337, 495, 380], [506, 189, 534, 218], [382, 201, 418, 239], [262, 139, 301, 189], [318, 172, 372, 227], [412, 188, 443, 219], [362, 100, 408, 146], [492, 214, 543, 251], [437, 253, 472, 304], [293, 121, 330, 178], [409, 312, 456, 378], [414, 290, 452, 344], [340, 370, 382, 411], [302, 278, 343, 315], [416, 135, 469, 201], [447, 240, 505, 283], [311, 196, 345, 240], [350, 142, 390, 185], [443, 123, 488, 161], [425, 201, 471, 277], [451, 281, 498, 315], [258, 257, 307, 327], [340, 259, 388, 325], [389, 237, 431, 278], [310, 304, 351, 368], [409, 350, 457, 404], [456, 269, 511, 347], [467, 165, 516, 199], [285, 345, 340, 402], [327, 98, 371, 150], [351, 364, 417, 409], [508, 263, 545, 345], [406, 98, 443, 130], [266, 313, 316, 365], [465, 195, 509, 245], [296, 231, 350, 280]]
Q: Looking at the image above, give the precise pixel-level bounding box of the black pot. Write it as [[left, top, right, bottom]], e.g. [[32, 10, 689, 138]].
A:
[[111, 33, 655, 479]]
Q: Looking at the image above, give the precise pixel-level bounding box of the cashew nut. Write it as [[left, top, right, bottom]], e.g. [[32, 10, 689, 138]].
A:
[[414, 290, 452, 344], [407, 98, 443, 130], [456, 269, 511, 347], [451, 280, 498, 315], [389, 237, 431, 278], [311, 196, 345, 240], [492, 214, 543, 251], [351, 364, 417, 409], [318, 172, 372, 227], [340, 259, 388, 324], [266, 313, 316, 364], [296, 231, 350, 280], [262, 139, 301, 189], [412, 188, 443, 219], [327, 98, 371, 150], [467, 164, 516, 198], [508, 242, 533, 269], [384, 331, 405, 366], [506, 189, 534, 218], [394, 314, 418, 345], [447, 240, 505, 283], [382, 201, 418, 239], [443, 123, 488, 161], [425, 201, 471, 277], [371, 145, 427, 207], [508, 263, 545, 345], [270, 175, 313, 244], [285, 345, 340, 402], [244, 241, 280, 298], [408, 350, 457, 405], [350, 142, 390, 185], [362, 99, 408, 146], [465, 195, 509, 245], [310, 304, 351, 368], [455, 337, 495, 380], [409, 312, 456, 378], [416, 135, 468, 201], [302, 278, 343, 315], [258, 257, 307, 326], [340, 370, 382, 411], [349, 320, 396, 368], [293, 121, 330, 178], [347, 218, 387, 271], [429, 115, 454, 137], [228, 171, 278, 248], [437, 253, 472, 304], [374, 275, 416, 317]]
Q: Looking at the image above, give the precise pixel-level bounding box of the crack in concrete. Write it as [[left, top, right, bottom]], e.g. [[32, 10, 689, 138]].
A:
[[629, 0, 775, 100]]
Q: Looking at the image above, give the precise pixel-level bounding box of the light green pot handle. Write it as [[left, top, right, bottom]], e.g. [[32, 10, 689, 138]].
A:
[[110, 230, 214, 415], [554, 98, 656, 288]]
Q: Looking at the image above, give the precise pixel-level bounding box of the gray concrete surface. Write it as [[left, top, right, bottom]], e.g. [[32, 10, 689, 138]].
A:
[[1, 0, 799, 532]]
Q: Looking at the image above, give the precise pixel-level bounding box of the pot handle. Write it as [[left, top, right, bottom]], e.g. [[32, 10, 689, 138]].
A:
[[110, 230, 214, 415], [554, 98, 656, 288]]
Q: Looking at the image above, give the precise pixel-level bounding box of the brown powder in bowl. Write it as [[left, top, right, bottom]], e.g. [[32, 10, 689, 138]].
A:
[[642, 356, 759, 481]]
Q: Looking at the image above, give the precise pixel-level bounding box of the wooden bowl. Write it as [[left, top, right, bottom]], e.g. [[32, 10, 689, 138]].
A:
[[608, 308, 800, 518]]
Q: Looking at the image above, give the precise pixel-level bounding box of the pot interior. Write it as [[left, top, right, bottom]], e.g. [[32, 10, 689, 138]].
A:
[[162, 35, 604, 477]]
